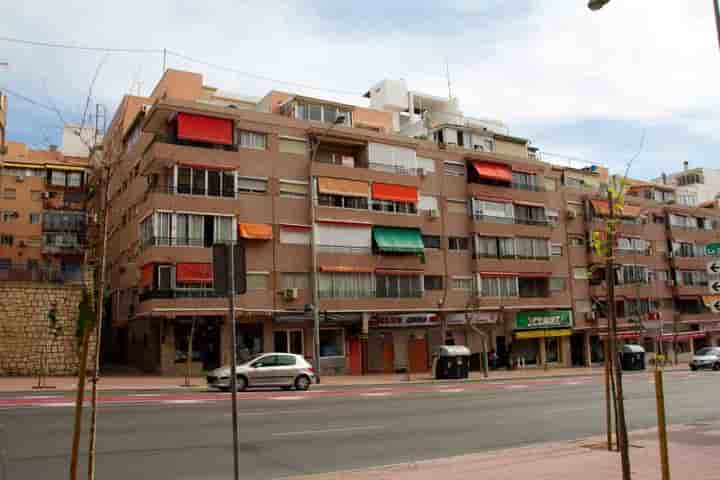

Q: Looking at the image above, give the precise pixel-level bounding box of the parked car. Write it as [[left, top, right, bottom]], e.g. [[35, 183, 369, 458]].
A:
[[689, 347, 720, 371], [206, 353, 315, 391]]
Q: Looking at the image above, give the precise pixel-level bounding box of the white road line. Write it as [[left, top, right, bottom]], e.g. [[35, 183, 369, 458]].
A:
[[16, 395, 63, 400], [272, 425, 384, 437], [563, 381, 584, 386], [162, 399, 205, 405], [44, 402, 75, 407], [361, 392, 393, 397], [369, 387, 393, 391], [435, 388, 465, 393], [270, 396, 306, 401], [223, 408, 325, 417], [503, 385, 529, 390], [129, 393, 164, 397]]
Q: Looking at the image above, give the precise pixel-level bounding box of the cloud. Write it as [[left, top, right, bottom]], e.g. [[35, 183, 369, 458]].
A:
[[1, 0, 718, 179]]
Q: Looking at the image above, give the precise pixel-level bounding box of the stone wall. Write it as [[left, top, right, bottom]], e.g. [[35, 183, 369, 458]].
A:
[[0, 281, 96, 376]]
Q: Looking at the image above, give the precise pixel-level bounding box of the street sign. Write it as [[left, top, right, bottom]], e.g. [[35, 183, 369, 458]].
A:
[[706, 242, 720, 256], [707, 260, 720, 275], [709, 280, 720, 295]]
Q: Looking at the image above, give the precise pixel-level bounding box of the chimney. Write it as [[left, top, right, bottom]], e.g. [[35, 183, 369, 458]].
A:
[[48, 144, 57, 152], [683, 160, 689, 171]]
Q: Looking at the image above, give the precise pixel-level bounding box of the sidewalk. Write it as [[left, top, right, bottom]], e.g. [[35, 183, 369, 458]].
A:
[[281, 421, 720, 480], [0, 365, 688, 393]]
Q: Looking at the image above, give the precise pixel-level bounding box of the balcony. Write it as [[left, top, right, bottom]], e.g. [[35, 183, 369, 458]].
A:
[[42, 242, 85, 255], [141, 236, 206, 249], [472, 214, 549, 227], [148, 183, 238, 199], [139, 289, 219, 302], [0, 264, 84, 284]]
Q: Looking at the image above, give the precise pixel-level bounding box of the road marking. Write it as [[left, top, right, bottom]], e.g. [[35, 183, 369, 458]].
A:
[[369, 387, 393, 391], [272, 425, 384, 437], [563, 381, 584, 386], [162, 399, 205, 405], [44, 402, 75, 407], [16, 395, 62, 400], [223, 408, 325, 417], [435, 388, 465, 393], [361, 392, 393, 397], [270, 396, 306, 401], [503, 385, 529, 390], [129, 393, 164, 397]]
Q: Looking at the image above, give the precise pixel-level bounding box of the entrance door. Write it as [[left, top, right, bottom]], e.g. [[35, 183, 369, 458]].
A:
[[202, 320, 221, 371], [348, 338, 362, 375], [408, 336, 429, 372], [382, 334, 394, 373], [570, 333, 586, 366], [496, 336, 507, 368]]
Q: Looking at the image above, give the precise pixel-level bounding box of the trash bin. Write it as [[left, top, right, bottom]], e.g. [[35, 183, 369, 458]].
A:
[[433, 346, 471, 379], [620, 344, 646, 371]]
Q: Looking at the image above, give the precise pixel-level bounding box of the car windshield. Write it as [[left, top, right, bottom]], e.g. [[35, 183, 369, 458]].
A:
[[242, 353, 265, 365], [695, 348, 719, 356]]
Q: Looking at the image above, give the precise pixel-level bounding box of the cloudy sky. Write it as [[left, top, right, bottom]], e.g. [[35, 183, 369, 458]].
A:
[[1, 0, 718, 179]]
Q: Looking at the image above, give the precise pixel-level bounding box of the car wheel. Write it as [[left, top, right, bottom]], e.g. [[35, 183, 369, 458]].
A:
[[690, 366, 697, 372], [713, 363, 720, 371], [294, 375, 311, 391], [281, 386, 292, 391], [235, 375, 248, 391]]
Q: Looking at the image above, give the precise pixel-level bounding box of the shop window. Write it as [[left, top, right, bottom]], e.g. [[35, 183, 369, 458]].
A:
[[274, 330, 304, 355], [320, 329, 345, 357], [546, 338, 559, 363], [174, 322, 202, 363]]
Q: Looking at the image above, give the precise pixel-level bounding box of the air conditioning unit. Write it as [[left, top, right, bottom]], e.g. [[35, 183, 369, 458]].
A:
[[15, 175, 24, 183], [567, 210, 577, 219], [283, 288, 299, 301], [427, 209, 439, 219]]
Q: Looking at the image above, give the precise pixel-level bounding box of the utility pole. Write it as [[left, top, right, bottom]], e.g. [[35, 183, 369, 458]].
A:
[[714, 0, 720, 49], [228, 244, 240, 480], [606, 188, 631, 479]]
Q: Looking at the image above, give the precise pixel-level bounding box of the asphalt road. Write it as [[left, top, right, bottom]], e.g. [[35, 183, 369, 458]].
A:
[[2, 371, 718, 480]]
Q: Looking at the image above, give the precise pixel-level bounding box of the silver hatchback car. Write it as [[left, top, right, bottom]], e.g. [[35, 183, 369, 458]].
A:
[[207, 353, 315, 391]]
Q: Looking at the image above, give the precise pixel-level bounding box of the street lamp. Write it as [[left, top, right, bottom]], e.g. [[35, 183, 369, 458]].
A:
[[588, 0, 610, 10]]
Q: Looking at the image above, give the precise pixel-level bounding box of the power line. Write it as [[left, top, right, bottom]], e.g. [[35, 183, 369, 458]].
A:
[[0, 86, 78, 120], [0, 35, 162, 54]]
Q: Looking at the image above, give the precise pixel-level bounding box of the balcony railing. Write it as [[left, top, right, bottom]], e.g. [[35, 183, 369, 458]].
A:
[[317, 245, 372, 254], [42, 243, 85, 255], [141, 236, 206, 248], [139, 289, 219, 302], [368, 163, 421, 176], [511, 182, 545, 192], [149, 184, 238, 199], [472, 214, 549, 226], [0, 264, 84, 284]]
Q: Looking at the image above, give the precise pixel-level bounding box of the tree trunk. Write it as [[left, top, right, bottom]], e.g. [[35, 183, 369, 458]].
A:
[[69, 325, 92, 480]]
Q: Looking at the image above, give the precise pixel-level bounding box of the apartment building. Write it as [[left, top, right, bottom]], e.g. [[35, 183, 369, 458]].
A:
[[654, 161, 720, 207], [0, 91, 6, 150], [0, 138, 90, 282], [103, 69, 720, 375]]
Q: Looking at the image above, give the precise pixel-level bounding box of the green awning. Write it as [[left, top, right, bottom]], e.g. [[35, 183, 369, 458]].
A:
[[372, 227, 424, 254]]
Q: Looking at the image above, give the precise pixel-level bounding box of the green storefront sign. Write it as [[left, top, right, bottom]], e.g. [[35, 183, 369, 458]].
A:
[[706, 242, 720, 257], [516, 310, 573, 330]]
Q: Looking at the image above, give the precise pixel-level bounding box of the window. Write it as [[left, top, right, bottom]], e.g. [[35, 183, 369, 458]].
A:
[[246, 272, 269, 290], [677, 173, 703, 186], [514, 204, 546, 225], [418, 195, 438, 212], [475, 236, 515, 258], [237, 176, 268, 194], [519, 277, 549, 298], [512, 172, 537, 190], [655, 270, 670, 282], [551, 243, 563, 256], [677, 270, 708, 286], [424, 275, 443, 290], [177, 167, 192, 194], [549, 278, 566, 292], [444, 161, 465, 176], [448, 237, 468, 251], [567, 202, 583, 217], [451, 276, 474, 291], [277, 354, 298, 366], [472, 199, 514, 222], [318, 194, 368, 210], [0, 235, 13, 246], [417, 156, 436, 173], [274, 330, 304, 355], [207, 170, 221, 196], [422, 235, 441, 249], [191, 168, 206, 195], [368, 143, 417, 175], [1, 211, 16, 222], [50, 170, 66, 186], [653, 214, 665, 224], [173, 213, 203, 246], [320, 329, 345, 357], [319, 272, 374, 298], [376, 275, 422, 298], [624, 299, 659, 317], [575, 300, 592, 313], [620, 265, 648, 284], [617, 237, 648, 253], [563, 175, 585, 189], [515, 237, 549, 259], [3, 188, 16, 199], [279, 179, 309, 198], [371, 199, 417, 214], [544, 177, 556, 192], [573, 267, 589, 280], [479, 277, 518, 297], [546, 209, 560, 225], [568, 236, 584, 246], [447, 199, 468, 214], [67, 172, 82, 187], [31, 190, 42, 201], [281, 273, 309, 290], [174, 323, 202, 363], [29, 213, 41, 224], [278, 139, 307, 155], [279, 227, 311, 245], [238, 130, 267, 150]]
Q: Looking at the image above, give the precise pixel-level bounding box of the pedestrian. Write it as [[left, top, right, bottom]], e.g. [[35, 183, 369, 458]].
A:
[[488, 349, 498, 370]]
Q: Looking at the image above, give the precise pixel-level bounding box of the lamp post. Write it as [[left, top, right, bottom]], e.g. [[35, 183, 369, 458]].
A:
[[309, 115, 347, 383]]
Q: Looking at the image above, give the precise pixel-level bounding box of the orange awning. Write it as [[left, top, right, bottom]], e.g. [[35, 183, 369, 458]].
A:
[[238, 223, 273, 240], [139, 264, 154, 288], [320, 265, 374, 273], [472, 162, 512, 183], [372, 183, 418, 203], [591, 200, 642, 218], [176, 263, 213, 283], [317, 177, 369, 198]]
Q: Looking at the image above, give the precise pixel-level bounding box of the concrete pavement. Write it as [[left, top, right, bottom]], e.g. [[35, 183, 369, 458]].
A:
[[1, 369, 717, 479]]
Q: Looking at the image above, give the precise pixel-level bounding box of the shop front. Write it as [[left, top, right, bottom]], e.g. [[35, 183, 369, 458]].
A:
[[512, 310, 573, 367], [368, 313, 438, 373]]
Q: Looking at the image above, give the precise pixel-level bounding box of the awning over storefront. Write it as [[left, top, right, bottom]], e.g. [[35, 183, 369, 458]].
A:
[[590, 200, 642, 218], [1, 161, 45, 169], [515, 328, 572, 339], [238, 223, 273, 240], [176, 263, 213, 283], [139, 264, 154, 288], [659, 332, 707, 342], [472, 161, 512, 183], [46, 164, 86, 172], [176, 112, 234, 146], [372, 227, 424, 253], [371, 183, 418, 203], [516, 310, 573, 330], [317, 177, 370, 198]]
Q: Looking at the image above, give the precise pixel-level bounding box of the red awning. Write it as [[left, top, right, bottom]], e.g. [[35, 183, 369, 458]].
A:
[[176, 113, 234, 146], [317, 219, 372, 228], [139, 264, 154, 288], [472, 162, 512, 183], [512, 165, 540, 174], [514, 200, 545, 208], [371, 183, 418, 203], [176, 263, 213, 283], [320, 266, 374, 273]]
